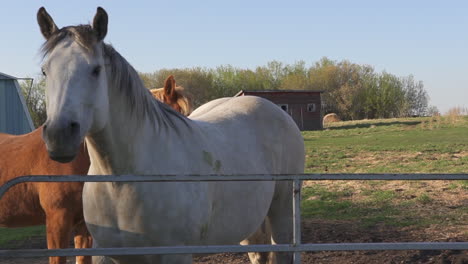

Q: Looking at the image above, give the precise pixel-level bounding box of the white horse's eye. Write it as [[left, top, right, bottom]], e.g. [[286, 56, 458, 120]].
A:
[[41, 68, 47, 77], [92, 65, 101, 77]]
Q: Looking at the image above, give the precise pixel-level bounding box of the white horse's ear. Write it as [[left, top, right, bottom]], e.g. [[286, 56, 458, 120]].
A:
[[37, 7, 58, 40], [92, 7, 108, 42]]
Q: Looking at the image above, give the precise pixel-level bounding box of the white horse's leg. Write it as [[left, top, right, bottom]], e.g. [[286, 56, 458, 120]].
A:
[[241, 219, 276, 264], [158, 254, 192, 264], [90, 240, 115, 264], [267, 181, 295, 264], [92, 256, 115, 264]]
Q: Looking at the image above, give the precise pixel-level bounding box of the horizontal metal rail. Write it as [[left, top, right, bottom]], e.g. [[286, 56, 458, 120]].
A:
[[1, 243, 467, 257], [0, 173, 467, 260], [1, 173, 467, 199]]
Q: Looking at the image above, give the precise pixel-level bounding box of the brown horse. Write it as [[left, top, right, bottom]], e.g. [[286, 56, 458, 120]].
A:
[[0, 76, 191, 264], [0, 130, 91, 264], [151, 75, 192, 116]]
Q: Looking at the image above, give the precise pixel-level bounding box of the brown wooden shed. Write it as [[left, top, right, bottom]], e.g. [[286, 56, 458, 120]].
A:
[[234, 90, 324, 131]]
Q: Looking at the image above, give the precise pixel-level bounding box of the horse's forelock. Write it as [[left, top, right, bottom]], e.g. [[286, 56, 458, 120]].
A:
[[41, 25, 98, 58]]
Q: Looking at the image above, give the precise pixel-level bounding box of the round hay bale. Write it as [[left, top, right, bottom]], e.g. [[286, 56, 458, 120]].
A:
[[322, 113, 341, 128]]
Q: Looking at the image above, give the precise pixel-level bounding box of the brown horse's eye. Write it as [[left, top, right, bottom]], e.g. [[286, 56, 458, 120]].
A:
[[92, 66, 101, 77]]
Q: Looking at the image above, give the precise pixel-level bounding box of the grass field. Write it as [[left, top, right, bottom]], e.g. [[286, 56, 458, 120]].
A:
[[302, 116, 468, 230], [1, 116, 467, 247], [0, 225, 45, 248], [306, 116, 468, 173]]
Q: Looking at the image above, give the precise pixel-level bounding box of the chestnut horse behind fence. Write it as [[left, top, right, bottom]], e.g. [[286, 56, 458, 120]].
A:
[[0, 129, 91, 264], [0, 76, 191, 264], [150, 75, 191, 116]]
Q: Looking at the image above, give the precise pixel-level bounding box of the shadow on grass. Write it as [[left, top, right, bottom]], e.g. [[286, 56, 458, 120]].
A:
[[325, 121, 422, 131]]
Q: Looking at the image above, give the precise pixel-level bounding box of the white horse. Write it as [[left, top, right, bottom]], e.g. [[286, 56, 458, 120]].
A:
[[37, 7, 304, 264]]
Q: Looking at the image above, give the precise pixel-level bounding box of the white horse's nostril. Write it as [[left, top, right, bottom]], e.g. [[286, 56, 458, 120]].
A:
[[70, 122, 80, 134]]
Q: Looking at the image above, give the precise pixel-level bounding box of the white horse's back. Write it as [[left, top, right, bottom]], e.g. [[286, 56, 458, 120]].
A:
[[192, 96, 304, 174]]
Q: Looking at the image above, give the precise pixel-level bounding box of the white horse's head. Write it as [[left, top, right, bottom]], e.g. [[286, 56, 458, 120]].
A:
[[38, 7, 109, 163]]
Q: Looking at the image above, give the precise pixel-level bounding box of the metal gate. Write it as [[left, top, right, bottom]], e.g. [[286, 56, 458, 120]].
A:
[[1, 173, 467, 264]]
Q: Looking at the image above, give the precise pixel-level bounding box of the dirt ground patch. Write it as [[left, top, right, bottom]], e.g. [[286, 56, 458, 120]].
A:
[[1, 219, 466, 264], [196, 219, 468, 264]]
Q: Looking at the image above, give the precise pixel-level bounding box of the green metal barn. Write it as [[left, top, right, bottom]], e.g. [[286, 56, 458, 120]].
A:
[[0, 72, 34, 134]]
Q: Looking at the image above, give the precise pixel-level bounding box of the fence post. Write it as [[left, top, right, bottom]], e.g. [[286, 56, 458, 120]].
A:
[[293, 179, 302, 264]]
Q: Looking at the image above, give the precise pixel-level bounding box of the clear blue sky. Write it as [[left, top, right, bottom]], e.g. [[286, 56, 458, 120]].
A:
[[1, 0, 467, 113]]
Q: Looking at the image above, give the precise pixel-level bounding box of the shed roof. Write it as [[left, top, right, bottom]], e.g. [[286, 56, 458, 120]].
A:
[[234, 89, 325, 97], [0, 72, 18, 80]]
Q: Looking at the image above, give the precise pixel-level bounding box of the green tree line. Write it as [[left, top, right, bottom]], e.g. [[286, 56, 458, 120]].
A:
[[21, 57, 430, 127], [141, 57, 429, 120]]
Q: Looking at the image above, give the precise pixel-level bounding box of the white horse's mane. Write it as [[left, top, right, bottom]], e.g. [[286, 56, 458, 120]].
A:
[[40, 25, 190, 131]]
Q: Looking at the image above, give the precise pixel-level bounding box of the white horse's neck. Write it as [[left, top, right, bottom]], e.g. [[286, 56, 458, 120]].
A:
[[85, 84, 145, 174], [85, 49, 189, 175]]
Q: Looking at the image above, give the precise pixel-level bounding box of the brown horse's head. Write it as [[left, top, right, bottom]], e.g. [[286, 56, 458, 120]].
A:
[[150, 75, 192, 116]]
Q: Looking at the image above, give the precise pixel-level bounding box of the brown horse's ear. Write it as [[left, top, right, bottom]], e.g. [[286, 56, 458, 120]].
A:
[[37, 7, 58, 40], [163, 75, 177, 100], [92, 7, 108, 42]]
